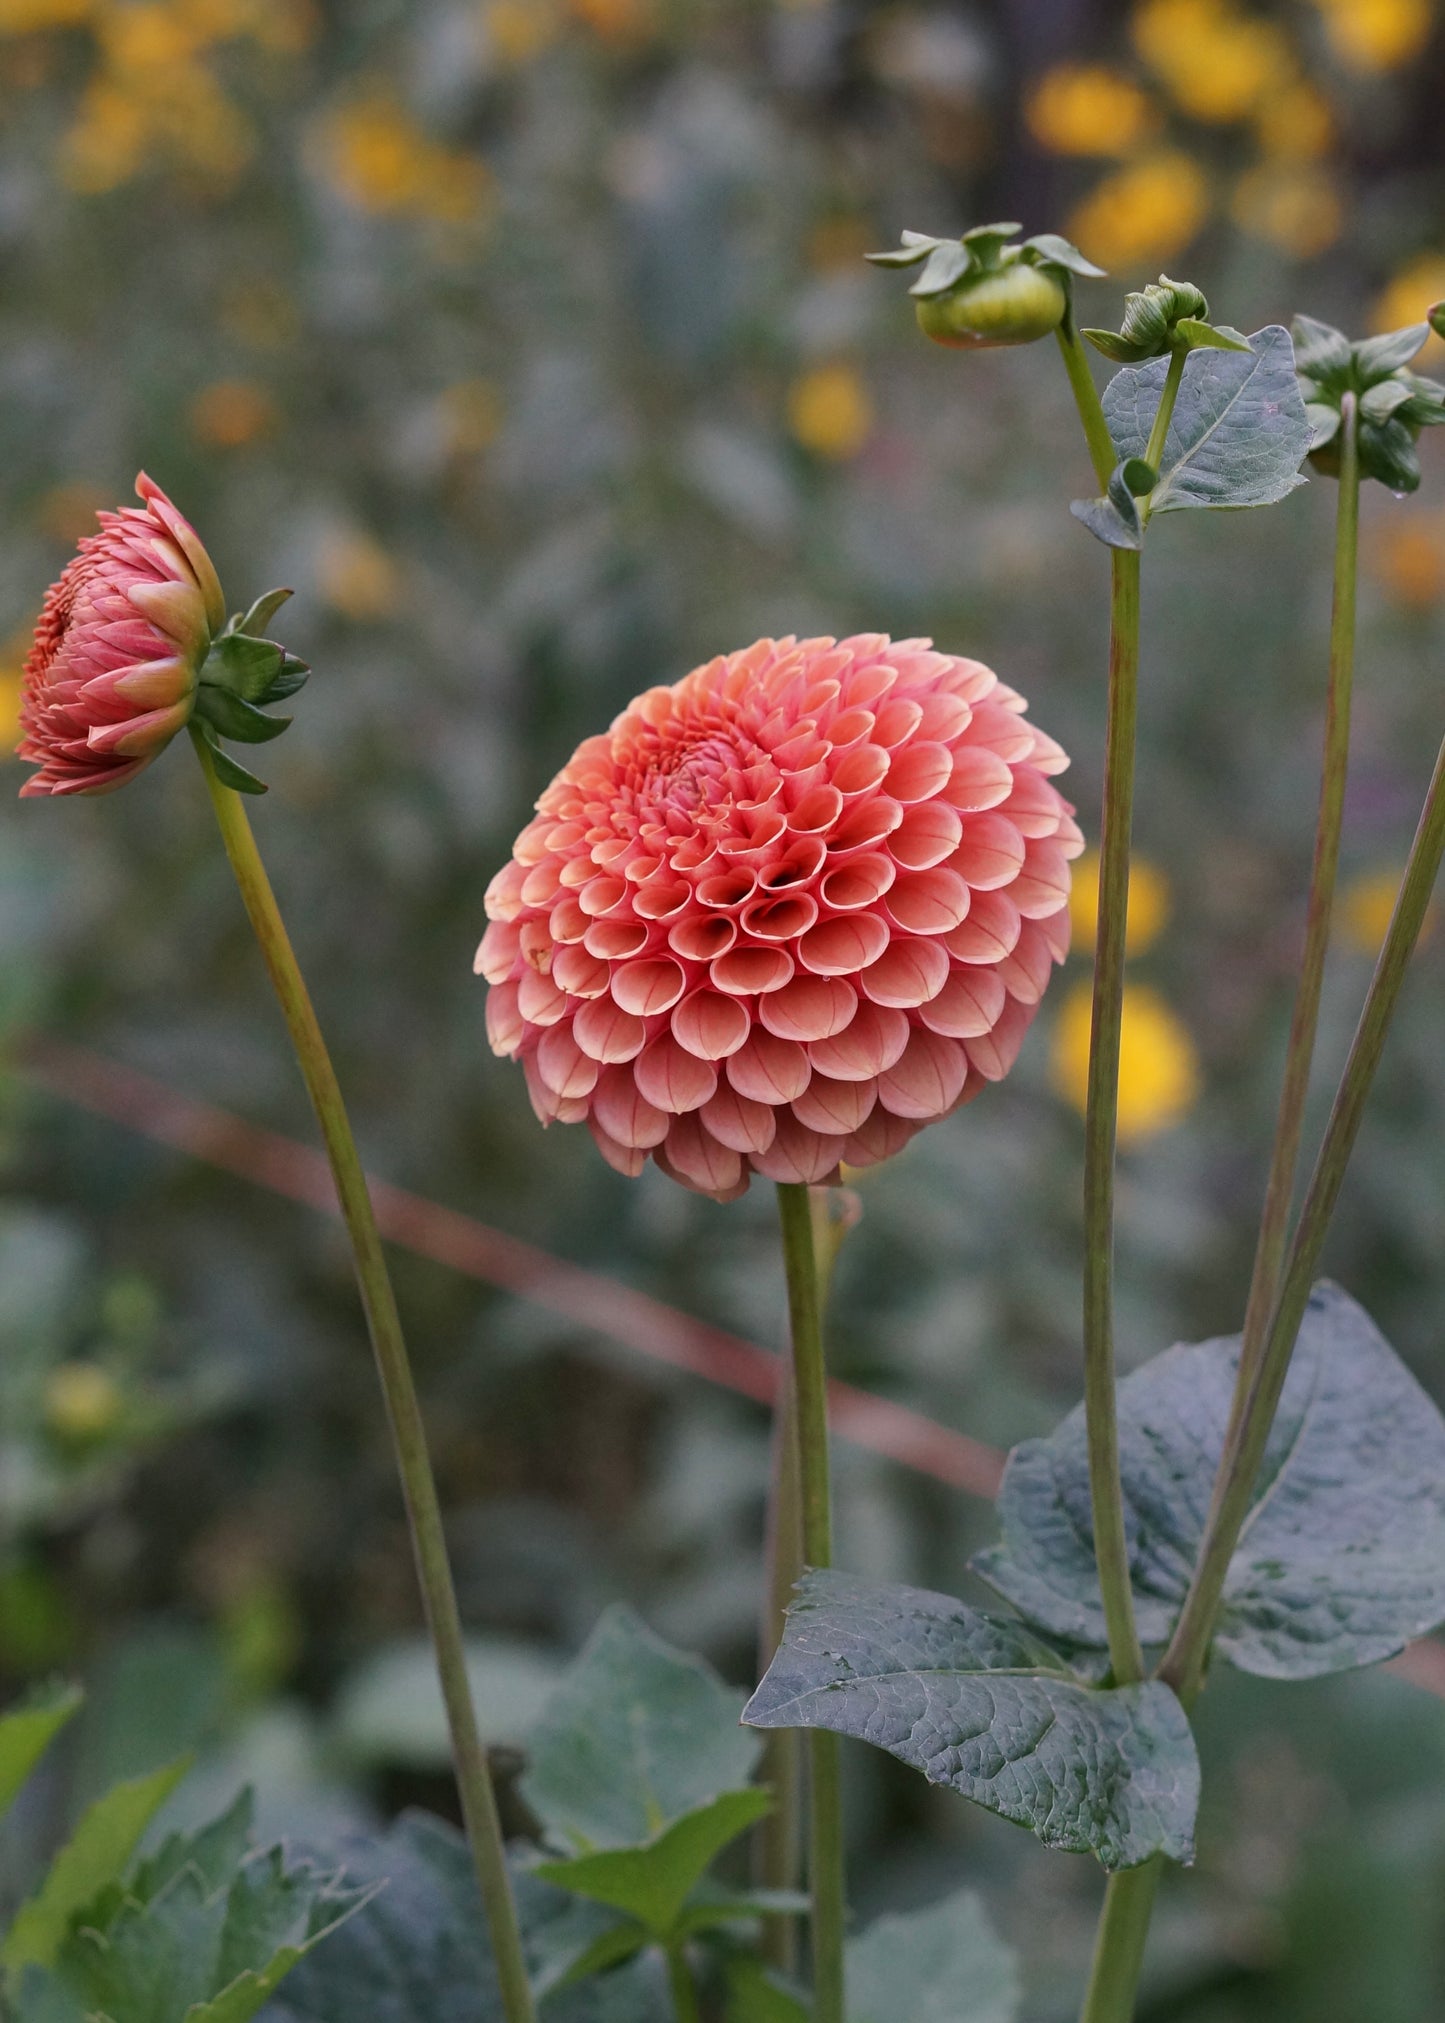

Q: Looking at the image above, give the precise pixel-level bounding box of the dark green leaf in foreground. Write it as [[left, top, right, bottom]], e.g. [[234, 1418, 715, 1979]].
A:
[[0, 1683, 82, 1824], [532, 1786, 772, 1936], [726, 1886, 1020, 2022], [262, 1813, 668, 2023], [974, 1283, 1445, 1680], [1103, 324, 1310, 512], [520, 1605, 761, 1853], [1070, 463, 1144, 549], [742, 1571, 1199, 1870]]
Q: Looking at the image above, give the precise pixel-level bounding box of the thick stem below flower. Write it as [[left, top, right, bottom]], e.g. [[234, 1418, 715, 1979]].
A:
[[776, 1181, 846, 2023], [190, 730, 538, 2023], [1078, 1863, 1161, 2023]]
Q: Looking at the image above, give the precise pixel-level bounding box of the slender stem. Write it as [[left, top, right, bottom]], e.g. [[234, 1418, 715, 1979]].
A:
[[1230, 396, 1360, 1424], [1078, 1864, 1161, 2023], [190, 731, 537, 2023], [1081, 551, 1147, 1688], [776, 1182, 845, 2023], [1056, 306, 1115, 487], [1160, 725, 1445, 1702], [1141, 343, 1188, 481], [755, 1352, 803, 1973], [665, 1940, 703, 2023]]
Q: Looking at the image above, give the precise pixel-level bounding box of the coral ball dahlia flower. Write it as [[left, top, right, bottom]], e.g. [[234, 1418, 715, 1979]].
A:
[[478, 635, 1083, 1199], [17, 474, 224, 797]]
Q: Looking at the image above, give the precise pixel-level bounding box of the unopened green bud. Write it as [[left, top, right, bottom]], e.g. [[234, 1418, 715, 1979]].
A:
[[913, 255, 1068, 351], [1084, 277, 1211, 363]]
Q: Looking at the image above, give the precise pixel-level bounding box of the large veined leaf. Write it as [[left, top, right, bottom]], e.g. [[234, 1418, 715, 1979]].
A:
[[1103, 325, 1310, 513], [974, 1283, 1445, 1680], [742, 1571, 1199, 1870]]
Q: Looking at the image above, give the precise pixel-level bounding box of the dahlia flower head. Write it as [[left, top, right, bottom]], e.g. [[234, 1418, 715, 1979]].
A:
[[478, 634, 1083, 1200], [17, 475, 224, 797]]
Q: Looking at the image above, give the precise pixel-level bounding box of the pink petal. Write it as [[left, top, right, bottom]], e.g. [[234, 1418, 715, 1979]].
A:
[[759, 974, 859, 1042], [944, 889, 1022, 965], [590, 1065, 672, 1148], [583, 917, 650, 961], [951, 815, 1026, 891], [701, 1082, 778, 1155], [884, 740, 953, 804], [885, 867, 971, 936], [709, 945, 795, 995], [858, 936, 949, 1009], [1011, 838, 1072, 919], [818, 853, 896, 911], [965, 996, 1037, 1081], [671, 989, 751, 1061], [938, 746, 1014, 812], [792, 1072, 877, 1135], [633, 1034, 719, 1114], [668, 914, 737, 963], [485, 980, 523, 1056], [657, 1114, 745, 1199], [889, 801, 962, 871], [797, 913, 890, 977], [806, 1000, 910, 1081], [877, 1028, 968, 1119], [475, 920, 521, 982], [611, 956, 687, 1018], [751, 1113, 846, 1186], [918, 967, 1007, 1038], [536, 1024, 601, 1100], [516, 969, 570, 1026], [994, 920, 1056, 1004], [840, 1105, 922, 1168], [588, 1117, 647, 1178], [552, 944, 612, 997], [726, 1030, 812, 1104]]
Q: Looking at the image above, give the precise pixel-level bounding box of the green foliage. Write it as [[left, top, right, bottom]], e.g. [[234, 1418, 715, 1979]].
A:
[[263, 1812, 669, 2022], [3, 1756, 191, 1980], [868, 223, 1100, 349], [1294, 313, 1445, 492], [975, 1283, 1445, 1680], [725, 1888, 1019, 2022], [743, 1570, 1200, 1870], [1083, 276, 1242, 363], [1101, 325, 1311, 516], [532, 1788, 772, 1935], [0, 1684, 81, 1823]]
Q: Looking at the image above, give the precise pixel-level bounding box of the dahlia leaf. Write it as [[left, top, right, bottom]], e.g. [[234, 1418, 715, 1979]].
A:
[[847, 1891, 1020, 2023], [533, 1787, 772, 1937], [1102, 324, 1311, 513], [520, 1606, 761, 1854], [1172, 317, 1251, 353], [974, 1284, 1445, 1681], [263, 1814, 666, 2021], [1070, 464, 1143, 549], [195, 688, 292, 745], [742, 1571, 1199, 1871], [0, 1683, 82, 1826], [1, 1755, 190, 1979]]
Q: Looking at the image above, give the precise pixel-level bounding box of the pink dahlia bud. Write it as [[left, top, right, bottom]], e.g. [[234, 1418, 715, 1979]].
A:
[[478, 635, 1083, 1200], [17, 474, 224, 798]]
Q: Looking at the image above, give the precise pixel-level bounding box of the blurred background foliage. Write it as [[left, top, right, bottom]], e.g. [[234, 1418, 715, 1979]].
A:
[[2, 0, 1445, 2014]]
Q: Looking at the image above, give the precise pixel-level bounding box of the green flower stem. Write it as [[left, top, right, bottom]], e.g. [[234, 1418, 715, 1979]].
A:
[[665, 1941, 703, 2023], [1233, 396, 1360, 1410], [1082, 549, 1147, 1690], [776, 1180, 846, 2023], [1161, 719, 1445, 1704], [1056, 305, 1115, 487], [756, 1353, 804, 1973], [1078, 1863, 1161, 2023], [1141, 343, 1188, 481], [191, 730, 538, 2023]]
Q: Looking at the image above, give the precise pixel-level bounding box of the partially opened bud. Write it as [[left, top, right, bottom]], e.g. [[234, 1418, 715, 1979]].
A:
[[869, 224, 1103, 353], [17, 474, 224, 797]]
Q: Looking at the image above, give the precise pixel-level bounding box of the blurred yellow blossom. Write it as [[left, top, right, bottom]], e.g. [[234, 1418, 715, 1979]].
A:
[[439, 378, 503, 457], [1369, 515, 1445, 608], [1311, 0, 1433, 71], [44, 1363, 123, 1444], [1338, 867, 1439, 953], [1232, 164, 1344, 259], [787, 363, 874, 460], [565, 0, 652, 39], [485, 0, 560, 63], [316, 93, 492, 224], [219, 275, 300, 350], [1068, 850, 1172, 958], [1066, 150, 1209, 271], [1371, 254, 1445, 365], [318, 529, 402, 621], [1025, 64, 1157, 157], [189, 379, 279, 448], [1, 661, 23, 754], [1133, 0, 1293, 121], [1254, 80, 1334, 159], [1051, 980, 1201, 1142], [0, 0, 93, 26]]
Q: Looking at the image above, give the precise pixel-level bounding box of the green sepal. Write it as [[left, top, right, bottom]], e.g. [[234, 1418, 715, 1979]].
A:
[[1396, 370, 1445, 427], [1291, 313, 1352, 386], [233, 587, 294, 637], [910, 241, 971, 299], [1119, 457, 1158, 496], [202, 632, 285, 703], [1360, 378, 1414, 423], [197, 727, 269, 796], [1173, 317, 1251, 352], [864, 230, 940, 268], [194, 687, 292, 745], [1070, 463, 1144, 549], [1082, 327, 1151, 363], [1307, 401, 1342, 450], [1354, 323, 1430, 384], [260, 656, 311, 705], [1023, 231, 1105, 277], [1359, 416, 1422, 493]]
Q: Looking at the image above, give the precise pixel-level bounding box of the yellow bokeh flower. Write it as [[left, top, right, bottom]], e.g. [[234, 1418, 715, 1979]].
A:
[[1051, 980, 1201, 1142], [44, 1363, 123, 1444], [317, 528, 402, 621], [1338, 867, 1439, 953], [1254, 80, 1334, 160], [1068, 850, 1172, 958], [316, 93, 490, 224], [1025, 63, 1157, 158], [565, 0, 651, 39], [787, 363, 874, 461], [485, 0, 560, 63], [1232, 164, 1344, 260], [1371, 254, 1445, 365], [1311, 0, 1433, 71], [1066, 150, 1209, 272], [1, 671, 23, 754], [189, 378, 279, 448], [1369, 516, 1445, 608], [1133, 0, 1293, 122], [0, 0, 94, 29]]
